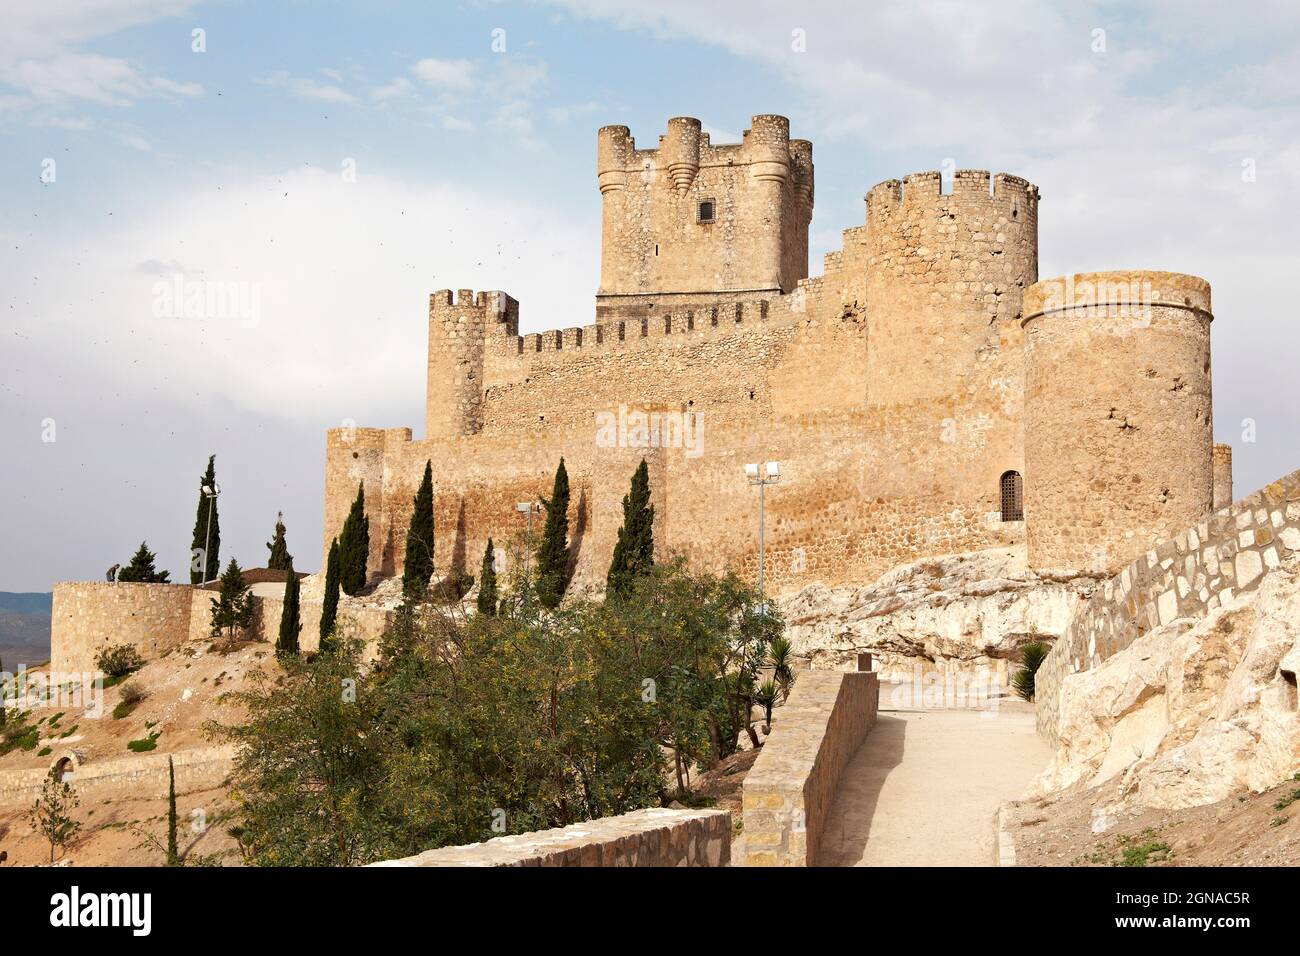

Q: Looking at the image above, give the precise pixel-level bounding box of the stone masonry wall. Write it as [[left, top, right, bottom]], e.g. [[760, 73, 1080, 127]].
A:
[[1037, 468, 1300, 742], [51, 582, 195, 677], [741, 662, 879, 866], [0, 744, 235, 807], [53, 581, 392, 676], [333, 168, 1041, 600], [371, 807, 731, 867]]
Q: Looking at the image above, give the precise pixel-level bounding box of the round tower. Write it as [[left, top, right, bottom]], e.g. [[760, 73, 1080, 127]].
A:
[[663, 116, 701, 194], [596, 125, 634, 296], [1022, 271, 1214, 573], [426, 289, 488, 439], [745, 114, 792, 291], [863, 170, 1039, 406]]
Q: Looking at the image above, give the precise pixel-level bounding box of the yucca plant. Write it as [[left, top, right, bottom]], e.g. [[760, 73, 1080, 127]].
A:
[[767, 636, 796, 702], [755, 679, 779, 734], [1013, 640, 1049, 701]]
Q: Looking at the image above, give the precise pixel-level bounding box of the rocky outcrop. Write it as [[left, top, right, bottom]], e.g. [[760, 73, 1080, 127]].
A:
[[781, 547, 1100, 683], [1032, 556, 1300, 809]]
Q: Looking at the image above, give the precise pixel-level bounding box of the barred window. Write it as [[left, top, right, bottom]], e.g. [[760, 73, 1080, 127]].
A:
[[697, 200, 715, 223], [1000, 470, 1023, 522]]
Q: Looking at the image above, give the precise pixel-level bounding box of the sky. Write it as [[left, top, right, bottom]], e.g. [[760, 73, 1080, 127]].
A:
[[1, 0, 1298, 591]]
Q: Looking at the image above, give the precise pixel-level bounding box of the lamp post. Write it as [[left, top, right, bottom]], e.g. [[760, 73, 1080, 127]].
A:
[[744, 461, 780, 613], [201, 481, 221, 585], [516, 500, 539, 600]]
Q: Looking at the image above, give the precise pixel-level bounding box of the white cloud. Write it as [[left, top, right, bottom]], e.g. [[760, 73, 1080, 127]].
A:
[[4, 166, 598, 428], [0, 0, 203, 111], [371, 75, 414, 101], [410, 57, 476, 90], [256, 71, 358, 104]]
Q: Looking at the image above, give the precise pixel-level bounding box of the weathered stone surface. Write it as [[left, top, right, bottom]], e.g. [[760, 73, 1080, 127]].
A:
[[369, 807, 731, 867], [1037, 469, 1300, 743], [740, 664, 879, 866], [1032, 558, 1300, 809], [782, 548, 1099, 683]]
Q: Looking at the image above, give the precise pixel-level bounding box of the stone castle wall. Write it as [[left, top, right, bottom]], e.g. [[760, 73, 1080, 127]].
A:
[[51, 582, 195, 677], [1037, 468, 1300, 742], [52, 580, 392, 675], [0, 745, 234, 807], [338, 159, 1047, 598]]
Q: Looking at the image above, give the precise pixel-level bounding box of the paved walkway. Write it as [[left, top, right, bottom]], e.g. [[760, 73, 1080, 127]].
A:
[[818, 690, 1049, 866]]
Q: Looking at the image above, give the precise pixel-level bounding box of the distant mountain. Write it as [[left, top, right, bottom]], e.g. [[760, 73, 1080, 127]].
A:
[[0, 592, 52, 667]]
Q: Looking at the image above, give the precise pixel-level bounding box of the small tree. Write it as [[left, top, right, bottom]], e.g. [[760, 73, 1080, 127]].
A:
[[95, 643, 143, 679], [477, 539, 498, 616], [534, 458, 570, 610], [338, 483, 370, 596], [29, 770, 80, 864], [266, 512, 291, 571], [607, 458, 655, 598], [209, 559, 254, 639], [166, 756, 179, 866], [767, 636, 796, 702], [402, 461, 436, 601], [320, 538, 341, 652], [189, 455, 220, 584], [116, 541, 171, 583], [1013, 640, 1049, 701], [277, 560, 301, 657]]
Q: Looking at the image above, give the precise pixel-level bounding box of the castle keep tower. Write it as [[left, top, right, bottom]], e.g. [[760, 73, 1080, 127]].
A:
[[1021, 271, 1214, 573], [596, 115, 813, 320]]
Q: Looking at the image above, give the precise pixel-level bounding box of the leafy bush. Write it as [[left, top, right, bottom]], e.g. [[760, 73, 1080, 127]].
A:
[[1012, 640, 1049, 701], [95, 644, 143, 680], [218, 557, 782, 866], [127, 732, 161, 753]]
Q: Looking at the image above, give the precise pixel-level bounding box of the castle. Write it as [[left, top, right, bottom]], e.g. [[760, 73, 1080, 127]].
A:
[[323, 113, 1232, 597]]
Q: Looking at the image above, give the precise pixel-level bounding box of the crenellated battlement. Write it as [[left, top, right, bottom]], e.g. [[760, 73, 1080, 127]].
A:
[[866, 169, 1039, 226]]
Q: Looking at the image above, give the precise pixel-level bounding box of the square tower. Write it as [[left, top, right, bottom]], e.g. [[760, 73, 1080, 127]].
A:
[[595, 115, 813, 320]]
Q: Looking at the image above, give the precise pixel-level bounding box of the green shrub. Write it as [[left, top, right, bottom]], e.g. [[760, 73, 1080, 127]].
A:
[[95, 644, 143, 680], [127, 731, 161, 753], [1012, 640, 1050, 701], [37, 746, 52, 756]]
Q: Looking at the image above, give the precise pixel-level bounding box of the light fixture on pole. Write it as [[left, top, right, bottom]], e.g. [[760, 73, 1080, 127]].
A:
[[516, 500, 540, 591], [744, 461, 780, 613], [200, 481, 221, 586]]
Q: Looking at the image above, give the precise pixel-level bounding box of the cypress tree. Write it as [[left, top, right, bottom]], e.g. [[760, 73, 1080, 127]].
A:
[[209, 559, 253, 639], [337, 483, 369, 596], [534, 458, 570, 609], [477, 538, 498, 616], [320, 538, 341, 652], [402, 461, 436, 601], [607, 458, 656, 598], [277, 560, 301, 657], [117, 541, 171, 583], [189, 455, 221, 584], [266, 512, 291, 571], [166, 756, 179, 866]]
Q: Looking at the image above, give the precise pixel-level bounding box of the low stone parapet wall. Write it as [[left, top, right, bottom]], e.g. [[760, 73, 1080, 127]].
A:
[[1037, 469, 1300, 742], [370, 807, 731, 867], [0, 745, 235, 807], [740, 658, 879, 866]]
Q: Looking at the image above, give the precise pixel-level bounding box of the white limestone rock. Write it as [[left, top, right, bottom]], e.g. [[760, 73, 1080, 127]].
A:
[[1032, 560, 1300, 809]]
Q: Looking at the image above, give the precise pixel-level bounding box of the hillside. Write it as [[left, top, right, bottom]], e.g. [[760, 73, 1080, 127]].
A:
[[0, 636, 274, 867], [0, 592, 52, 667]]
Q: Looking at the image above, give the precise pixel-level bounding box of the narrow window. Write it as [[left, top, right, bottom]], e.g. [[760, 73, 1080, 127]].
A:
[[697, 200, 715, 223], [1000, 470, 1023, 522]]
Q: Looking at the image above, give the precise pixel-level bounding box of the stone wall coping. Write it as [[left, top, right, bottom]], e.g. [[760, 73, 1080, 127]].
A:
[[369, 806, 731, 867]]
